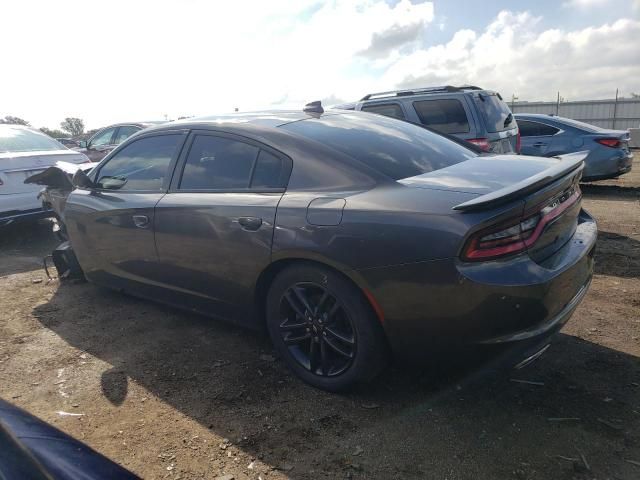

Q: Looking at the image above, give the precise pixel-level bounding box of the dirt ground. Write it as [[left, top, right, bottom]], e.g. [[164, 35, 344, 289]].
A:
[[1, 158, 639, 480]]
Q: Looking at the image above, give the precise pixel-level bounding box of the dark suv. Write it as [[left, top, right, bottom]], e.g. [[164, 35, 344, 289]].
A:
[[78, 122, 164, 162], [335, 85, 519, 154]]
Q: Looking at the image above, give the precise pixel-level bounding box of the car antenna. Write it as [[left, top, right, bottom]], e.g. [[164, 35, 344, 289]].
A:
[[303, 100, 324, 114]]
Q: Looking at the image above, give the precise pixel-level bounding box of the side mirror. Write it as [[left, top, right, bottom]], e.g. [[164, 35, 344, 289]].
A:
[[78, 140, 88, 148], [72, 169, 95, 189]]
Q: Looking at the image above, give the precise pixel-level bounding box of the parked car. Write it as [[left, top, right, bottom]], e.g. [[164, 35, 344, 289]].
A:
[[0, 125, 89, 226], [78, 122, 163, 162], [515, 114, 633, 181], [334, 85, 520, 154], [56, 137, 80, 148], [0, 398, 138, 479], [58, 106, 595, 391]]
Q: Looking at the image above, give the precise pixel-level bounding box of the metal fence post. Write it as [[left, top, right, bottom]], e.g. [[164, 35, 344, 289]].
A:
[[612, 88, 619, 129]]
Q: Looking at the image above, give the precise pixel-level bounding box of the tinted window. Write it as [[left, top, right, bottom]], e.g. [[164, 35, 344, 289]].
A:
[[516, 120, 540, 137], [180, 135, 259, 190], [517, 120, 560, 137], [91, 128, 116, 147], [96, 135, 181, 191], [0, 126, 65, 153], [361, 103, 406, 120], [113, 126, 140, 144], [475, 93, 514, 132], [281, 113, 476, 181], [413, 99, 470, 134], [251, 150, 287, 188]]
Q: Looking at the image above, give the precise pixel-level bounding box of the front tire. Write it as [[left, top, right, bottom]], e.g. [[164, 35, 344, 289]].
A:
[[266, 263, 387, 391]]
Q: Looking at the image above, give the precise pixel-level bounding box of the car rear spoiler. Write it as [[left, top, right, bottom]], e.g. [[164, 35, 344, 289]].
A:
[[453, 151, 588, 212]]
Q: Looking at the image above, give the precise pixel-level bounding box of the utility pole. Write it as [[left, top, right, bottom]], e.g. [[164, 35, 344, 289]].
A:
[[511, 94, 518, 111], [556, 91, 560, 116], [612, 88, 619, 129]]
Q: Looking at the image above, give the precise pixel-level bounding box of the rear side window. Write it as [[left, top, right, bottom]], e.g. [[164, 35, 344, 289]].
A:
[[518, 120, 560, 137], [361, 103, 406, 120], [281, 112, 476, 181], [475, 93, 514, 132], [113, 125, 140, 144], [96, 134, 181, 191], [413, 99, 470, 134], [181, 136, 258, 190], [251, 150, 288, 188], [179, 135, 289, 190]]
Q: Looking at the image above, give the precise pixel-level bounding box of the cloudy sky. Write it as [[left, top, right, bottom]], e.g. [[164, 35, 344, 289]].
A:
[[2, 0, 639, 129]]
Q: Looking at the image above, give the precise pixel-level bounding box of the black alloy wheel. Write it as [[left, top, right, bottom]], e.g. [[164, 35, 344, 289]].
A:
[[278, 282, 356, 377], [266, 263, 387, 391]]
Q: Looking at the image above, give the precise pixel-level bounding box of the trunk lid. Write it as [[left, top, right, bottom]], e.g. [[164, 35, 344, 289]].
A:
[[400, 152, 586, 263], [0, 150, 88, 195]]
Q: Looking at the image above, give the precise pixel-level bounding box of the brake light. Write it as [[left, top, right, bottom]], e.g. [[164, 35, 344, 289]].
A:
[[516, 131, 521, 154], [596, 138, 621, 148], [462, 187, 581, 261], [468, 138, 491, 152]]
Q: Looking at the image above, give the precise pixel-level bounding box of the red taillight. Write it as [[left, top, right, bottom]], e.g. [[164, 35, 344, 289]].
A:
[[516, 131, 521, 154], [462, 188, 581, 261], [468, 138, 491, 152], [596, 138, 621, 148]]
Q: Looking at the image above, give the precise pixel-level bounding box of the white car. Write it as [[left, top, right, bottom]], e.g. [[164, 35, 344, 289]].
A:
[[0, 125, 90, 226]]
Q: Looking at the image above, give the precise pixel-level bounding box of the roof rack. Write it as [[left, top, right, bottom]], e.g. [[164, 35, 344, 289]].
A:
[[360, 85, 484, 101]]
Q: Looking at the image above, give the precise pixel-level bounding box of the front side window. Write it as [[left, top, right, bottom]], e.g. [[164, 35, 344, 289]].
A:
[[361, 103, 406, 120], [90, 127, 116, 147], [113, 126, 141, 144], [96, 134, 181, 191], [413, 99, 470, 134]]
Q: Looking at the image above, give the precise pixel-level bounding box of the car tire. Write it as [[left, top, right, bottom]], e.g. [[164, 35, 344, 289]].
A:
[[266, 263, 388, 391]]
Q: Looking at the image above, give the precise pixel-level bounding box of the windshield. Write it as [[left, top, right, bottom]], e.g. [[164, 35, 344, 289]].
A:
[[281, 112, 477, 180], [0, 126, 66, 153], [476, 93, 514, 133]]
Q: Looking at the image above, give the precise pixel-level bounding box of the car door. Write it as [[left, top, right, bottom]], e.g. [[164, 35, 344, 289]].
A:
[[64, 132, 186, 290], [85, 127, 118, 162], [518, 120, 560, 156], [153, 131, 291, 325]]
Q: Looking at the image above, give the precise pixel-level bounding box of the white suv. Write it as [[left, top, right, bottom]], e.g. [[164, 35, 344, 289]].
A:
[[0, 125, 89, 226]]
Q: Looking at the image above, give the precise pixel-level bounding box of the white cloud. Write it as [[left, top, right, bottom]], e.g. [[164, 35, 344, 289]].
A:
[[563, 0, 611, 8], [0, 1, 638, 128], [378, 12, 640, 103]]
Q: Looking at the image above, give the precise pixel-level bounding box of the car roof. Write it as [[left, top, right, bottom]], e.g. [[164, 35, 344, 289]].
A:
[[145, 110, 344, 132]]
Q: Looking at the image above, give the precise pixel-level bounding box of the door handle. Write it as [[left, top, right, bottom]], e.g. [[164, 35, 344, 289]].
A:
[[132, 215, 150, 228], [533, 142, 547, 147], [238, 216, 262, 231]]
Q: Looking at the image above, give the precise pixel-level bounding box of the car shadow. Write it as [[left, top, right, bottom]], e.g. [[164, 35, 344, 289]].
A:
[[0, 220, 59, 277], [594, 230, 640, 279], [581, 183, 640, 200], [31, 282, 640, 479]]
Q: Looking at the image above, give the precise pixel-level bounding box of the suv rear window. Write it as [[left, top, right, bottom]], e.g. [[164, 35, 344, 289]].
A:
[[361, 103, 406, 120], [281, 112, 476, 181], [413, 99, 470, 134], [475, 93, 514, 132]]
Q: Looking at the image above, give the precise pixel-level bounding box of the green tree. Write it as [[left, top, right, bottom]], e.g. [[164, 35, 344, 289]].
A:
[[60, 117, 85, 137], [40, 127, 69, 138], [0, 116, 30, 125]]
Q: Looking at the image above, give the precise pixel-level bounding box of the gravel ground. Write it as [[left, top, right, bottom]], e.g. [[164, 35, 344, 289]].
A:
[[0, 157, 639, 480]]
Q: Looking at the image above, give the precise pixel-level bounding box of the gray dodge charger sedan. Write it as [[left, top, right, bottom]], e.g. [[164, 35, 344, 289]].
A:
[[62, 108, 596, 391]]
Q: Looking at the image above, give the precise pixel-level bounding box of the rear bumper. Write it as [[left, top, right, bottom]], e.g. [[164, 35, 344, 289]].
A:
[[582, 150, 633, 181], [360, 210, 597, 362]]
